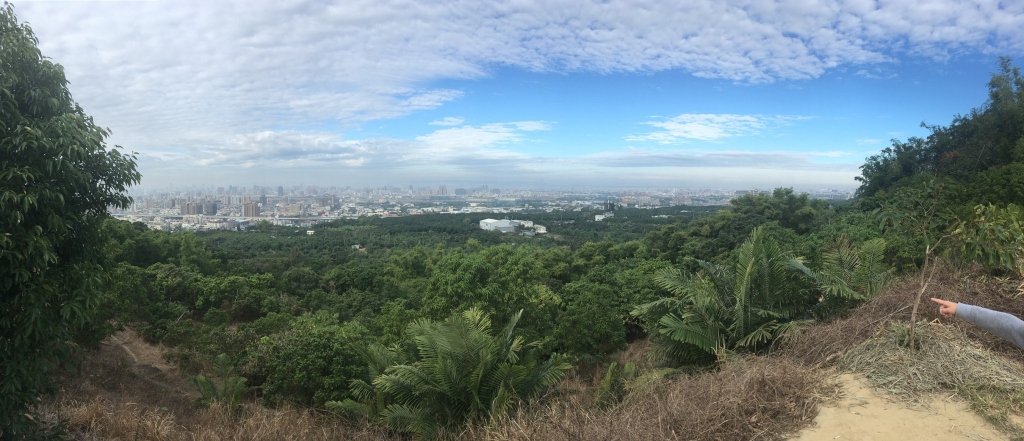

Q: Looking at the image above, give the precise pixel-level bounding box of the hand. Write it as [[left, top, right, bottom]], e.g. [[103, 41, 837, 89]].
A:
[[930, 298, 957, 318]]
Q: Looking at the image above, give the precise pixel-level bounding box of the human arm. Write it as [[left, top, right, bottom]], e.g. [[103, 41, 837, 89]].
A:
[[933, 298, 1024, 349]]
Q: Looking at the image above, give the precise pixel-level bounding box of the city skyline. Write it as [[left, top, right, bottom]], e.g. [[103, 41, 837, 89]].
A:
[[15, 1, 1024, 189], [118, 180, 854, 232]]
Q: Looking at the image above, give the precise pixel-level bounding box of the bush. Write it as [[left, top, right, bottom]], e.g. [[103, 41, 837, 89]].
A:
[[243, 312, 368, 406], [554, 283, 626, 357], [204, 308, 231, 327], [343, 308, 571, 437]]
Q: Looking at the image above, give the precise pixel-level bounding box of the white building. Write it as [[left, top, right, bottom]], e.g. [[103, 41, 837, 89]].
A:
[[480, 218, 515, 233]]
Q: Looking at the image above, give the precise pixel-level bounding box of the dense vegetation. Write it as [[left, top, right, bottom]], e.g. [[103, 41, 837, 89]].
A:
[[87, 187, 880, 437], [0, 6, 140, 436], [6, 0, 1024, 436]]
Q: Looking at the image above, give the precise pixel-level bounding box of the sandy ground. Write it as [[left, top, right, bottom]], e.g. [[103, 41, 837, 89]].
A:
[[792, 374, 1011, 441]]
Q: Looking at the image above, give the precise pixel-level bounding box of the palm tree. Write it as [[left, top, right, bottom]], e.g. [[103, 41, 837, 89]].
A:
[[794, 236, 891, 318], [345, 308, 570, 438], [633, 226, 809, 363]]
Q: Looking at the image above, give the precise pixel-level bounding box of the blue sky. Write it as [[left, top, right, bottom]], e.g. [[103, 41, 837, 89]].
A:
[[14, 0, 1024, 190]]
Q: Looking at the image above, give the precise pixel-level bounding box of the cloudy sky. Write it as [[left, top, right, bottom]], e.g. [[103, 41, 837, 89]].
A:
[[14, 0, 1024, 190]]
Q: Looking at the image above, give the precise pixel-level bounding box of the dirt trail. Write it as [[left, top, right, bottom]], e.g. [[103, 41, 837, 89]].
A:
[[791, 374, 1010, 441], [107, 328, 194, 396]]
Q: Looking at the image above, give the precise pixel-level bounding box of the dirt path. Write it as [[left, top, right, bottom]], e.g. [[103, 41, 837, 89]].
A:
[[108, 328, 194, 396], [791, 374, 1010, 441]]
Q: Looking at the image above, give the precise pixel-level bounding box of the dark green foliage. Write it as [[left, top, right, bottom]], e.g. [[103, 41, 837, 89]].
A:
[[136, 301, 189, 343], [343, 308, 570, 438], [730, 188, 831, 234], [237, 312, 294, 336], [418, 245, 560, 346], [0, 5, 140, 434], [243, 313, 368, 406], [634, 227, 811, 364], [875, 178, 958, 270], [639, 190, 827, 269], [204, 308, 231, 327], [190, 353, 248, 409], [795, 236, 892, 319], [553, 282, 626, 356], [857, 57, 1024, 205], [967, 162, 1024, 206], [596, 361, 638, 407], [954, 204, 1024, 274]]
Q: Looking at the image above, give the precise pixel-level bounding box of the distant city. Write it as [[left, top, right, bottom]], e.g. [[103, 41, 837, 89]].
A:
[[112, 184, 856, 232]]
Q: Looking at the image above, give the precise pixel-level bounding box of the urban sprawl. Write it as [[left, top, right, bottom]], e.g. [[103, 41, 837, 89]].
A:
[[113, 185, 855, 232]]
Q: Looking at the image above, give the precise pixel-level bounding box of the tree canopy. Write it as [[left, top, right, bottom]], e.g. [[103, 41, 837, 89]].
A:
[[0, 4, 139, 435]]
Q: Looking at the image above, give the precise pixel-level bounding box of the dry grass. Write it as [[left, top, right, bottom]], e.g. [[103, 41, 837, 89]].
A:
[[473, 356, 838, 441], [38, 328, 398, 441], [60, 398, 179, 441], [780, 260, 1024, 367], [781, 260, 1024, 437], [837, 320, 1024, 436], [44, 398, 397, 441], [839, 322, 1024, 399]]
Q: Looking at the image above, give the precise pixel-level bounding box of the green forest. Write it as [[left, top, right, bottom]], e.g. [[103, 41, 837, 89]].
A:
[[5, 3, 1024, 437]]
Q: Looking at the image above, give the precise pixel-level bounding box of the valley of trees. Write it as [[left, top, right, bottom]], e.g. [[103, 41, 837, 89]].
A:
[[4, 2, 1024, 437]]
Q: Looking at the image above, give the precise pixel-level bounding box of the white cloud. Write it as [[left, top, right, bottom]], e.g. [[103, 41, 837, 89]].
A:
[[429, 117, 465, 126], [17, 0, 1024, 141], [510, 121, 552, 131], [149, 121, 549, 171], [857, 138, 883, 145], [10, 0, 1023, 188], [627, 114, 810, 143], [415, 122, 549, 154]]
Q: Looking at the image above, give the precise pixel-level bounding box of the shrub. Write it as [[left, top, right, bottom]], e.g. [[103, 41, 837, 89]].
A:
[[244, 312, 368, 406], [342, 308, 571, 438], [190, 353, 248, 409], [633, 226, 811, 364], [204, 308, 231, 327]]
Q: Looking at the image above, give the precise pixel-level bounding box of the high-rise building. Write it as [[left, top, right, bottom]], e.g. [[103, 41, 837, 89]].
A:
[[317, 194, 336, 208], [202, 201, 219, 216], [180, 202, 202, 215], [438, 184, 448, 195], [242, 202, 260, 217], [277, 186, 284, 197]]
